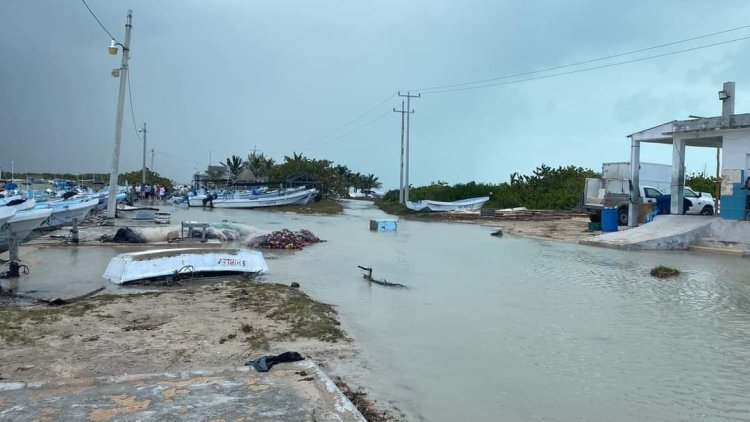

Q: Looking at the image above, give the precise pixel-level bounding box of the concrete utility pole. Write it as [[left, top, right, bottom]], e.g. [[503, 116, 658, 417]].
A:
[[398, 92, 420, 202], [393, 100, 411, 203], [150, 148, 155, 170], [140, 122, 147, 185], [105, 10, 133, 221]]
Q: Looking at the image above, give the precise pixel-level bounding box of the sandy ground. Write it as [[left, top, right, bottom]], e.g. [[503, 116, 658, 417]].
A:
[[0, 283, 355, 384], [479, 216, 597, 243], [408, 212, 598, 243]]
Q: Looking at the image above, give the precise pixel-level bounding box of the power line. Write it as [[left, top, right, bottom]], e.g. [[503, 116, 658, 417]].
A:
[[413, 24, 750, 94], [297, 110, 392, 151], [422, 35, 750, 95], [127, 70, 141, 141], [154, 149, 201, 165], [80, 0, 119, 42], [297, 93, 396, 150]]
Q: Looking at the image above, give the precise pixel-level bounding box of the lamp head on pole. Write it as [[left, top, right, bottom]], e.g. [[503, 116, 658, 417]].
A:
[[108, 39, 119, 55]]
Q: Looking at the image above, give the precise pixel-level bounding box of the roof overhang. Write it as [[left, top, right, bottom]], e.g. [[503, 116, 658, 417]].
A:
[[628, 113, 750, 147]]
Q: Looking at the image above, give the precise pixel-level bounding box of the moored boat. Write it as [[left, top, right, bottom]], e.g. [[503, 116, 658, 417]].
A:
[[35, 197, 99, 230], [0, 207, 17, 228], [405, 196, 491, 212], [191, 188, 318, 209], [0, 208, 53, 251], [102, 247, 269, 284]]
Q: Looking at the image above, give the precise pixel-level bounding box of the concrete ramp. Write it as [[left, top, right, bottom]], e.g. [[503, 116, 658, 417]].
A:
[[0, 362, 365, 422], [580, 215, 714, 250]]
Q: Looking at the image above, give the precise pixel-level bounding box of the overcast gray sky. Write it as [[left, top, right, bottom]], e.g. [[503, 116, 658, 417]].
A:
[[2, 0, 749, 189]]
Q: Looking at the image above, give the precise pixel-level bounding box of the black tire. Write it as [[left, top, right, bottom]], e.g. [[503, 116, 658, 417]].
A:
[[588, 213, 601, 223], [617, 208, 629, 226], [700, 205, 714, 216]]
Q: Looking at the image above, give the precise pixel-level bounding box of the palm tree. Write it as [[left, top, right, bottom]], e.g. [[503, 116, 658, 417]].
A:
[[223, 155, 244, 179], [362, 174, 382, 191], [245, 152, 275, 178]]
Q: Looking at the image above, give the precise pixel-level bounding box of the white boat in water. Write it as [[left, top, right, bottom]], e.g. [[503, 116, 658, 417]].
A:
[[103, 247, 269, 284], [35, 197, 99, 229], [116, 204, 159, 220], [0, 208, 53, 250], [405, 196, 491, 212], [190, 188, 318, 209]]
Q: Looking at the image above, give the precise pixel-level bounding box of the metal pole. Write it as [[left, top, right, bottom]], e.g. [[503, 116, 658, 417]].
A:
[[141, 122, 147, 185], [105, 10, 133, 221]]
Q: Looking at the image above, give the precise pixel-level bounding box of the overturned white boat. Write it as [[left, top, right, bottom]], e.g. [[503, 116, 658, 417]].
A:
[[116, 204, 159, 221], [405, 196, 491, 212], [103, 247, 269, 285]]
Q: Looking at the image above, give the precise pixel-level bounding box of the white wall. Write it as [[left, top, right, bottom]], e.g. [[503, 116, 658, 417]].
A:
[[722, 129, 750, 171]]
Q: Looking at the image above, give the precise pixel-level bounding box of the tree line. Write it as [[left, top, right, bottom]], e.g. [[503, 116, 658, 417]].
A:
[[215, 152, 382, 198]]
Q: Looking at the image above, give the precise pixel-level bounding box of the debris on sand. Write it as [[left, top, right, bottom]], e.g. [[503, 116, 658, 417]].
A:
[[247, 229, 323, 250], [650, 266, 680, 278]]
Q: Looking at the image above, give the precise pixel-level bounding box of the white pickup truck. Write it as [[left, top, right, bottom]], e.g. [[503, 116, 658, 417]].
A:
[[583, 179, 663, 225], [584, 180, 714, 225]]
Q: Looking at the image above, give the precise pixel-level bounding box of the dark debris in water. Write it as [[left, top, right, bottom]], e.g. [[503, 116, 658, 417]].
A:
[[650, 266, 680, 278]]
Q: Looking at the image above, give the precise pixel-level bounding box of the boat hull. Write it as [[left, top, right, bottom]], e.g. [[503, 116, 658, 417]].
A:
[[0, 208, 53, 250], [405, 196, 490, 212], [103, 247, 269, 284], [36, 198, 99, 229], [191, 189, 318, 209], [116, 205, 159, 221]]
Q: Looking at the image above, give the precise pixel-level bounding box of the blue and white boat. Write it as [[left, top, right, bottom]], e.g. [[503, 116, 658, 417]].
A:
[[35, 197, 99, 230], [0, 208, 53, 251]]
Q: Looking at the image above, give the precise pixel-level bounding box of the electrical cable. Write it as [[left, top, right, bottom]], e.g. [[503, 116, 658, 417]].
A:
[[80, 0, 119, 42], [422, 35, 750, 95], [413, 24, 750, 93], [297, 93, 396, 150], [127, 70, 141, 141], [296, 110, 392, 151]]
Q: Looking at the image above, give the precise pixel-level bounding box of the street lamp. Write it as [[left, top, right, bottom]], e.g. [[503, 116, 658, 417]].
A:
[[105, 10, 133, 221]]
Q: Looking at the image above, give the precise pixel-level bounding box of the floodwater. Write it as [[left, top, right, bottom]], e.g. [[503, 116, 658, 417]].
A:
[[5, 200, 750, 421]]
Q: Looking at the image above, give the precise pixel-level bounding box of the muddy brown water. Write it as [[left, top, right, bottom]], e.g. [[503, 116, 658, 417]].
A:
[[3, 200, 750, 421]]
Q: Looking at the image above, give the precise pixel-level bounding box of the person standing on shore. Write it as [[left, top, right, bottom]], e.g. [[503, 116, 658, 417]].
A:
[[741, 176, 750, 220]]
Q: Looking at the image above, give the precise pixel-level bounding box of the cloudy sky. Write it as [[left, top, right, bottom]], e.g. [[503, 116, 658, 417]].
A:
[[2, 0, 750, 189]]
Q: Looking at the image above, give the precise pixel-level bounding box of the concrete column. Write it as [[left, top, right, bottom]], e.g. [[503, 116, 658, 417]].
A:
[[628, 137, 641, 227], [671, 137, 686, 214]]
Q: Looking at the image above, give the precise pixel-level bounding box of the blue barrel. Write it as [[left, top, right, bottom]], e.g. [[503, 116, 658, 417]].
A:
[[601, 207, 618, 232]]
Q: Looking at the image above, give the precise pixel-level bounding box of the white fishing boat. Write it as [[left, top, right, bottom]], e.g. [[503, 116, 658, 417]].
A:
[[116, 204, 159, 220], [35, 197, 99, 230], [0, 208, 53, 250], [405, 196, 491, 212], [191, 188, 318, 209], [0, 207, 17, 227], [0, 197, 36, 211], [188, 186, 308, 207], [103, 247, 269, 285]]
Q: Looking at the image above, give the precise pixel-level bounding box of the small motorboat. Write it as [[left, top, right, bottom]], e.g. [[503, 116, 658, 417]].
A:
[[103, 247, 269, 284]]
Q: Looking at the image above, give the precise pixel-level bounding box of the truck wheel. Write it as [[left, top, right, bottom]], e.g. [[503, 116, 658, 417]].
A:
[[700, 205, 713, 216], [617, 208, 629, 226], [589, 213, 601, 223]]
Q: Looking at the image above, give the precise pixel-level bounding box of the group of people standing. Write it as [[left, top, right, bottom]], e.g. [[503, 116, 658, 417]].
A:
[[131, 183, 167, 201]]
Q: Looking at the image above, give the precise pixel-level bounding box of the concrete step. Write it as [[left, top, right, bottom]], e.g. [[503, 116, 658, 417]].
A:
[[689, 245, 749, 257], [690, 238, 750, 256]]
